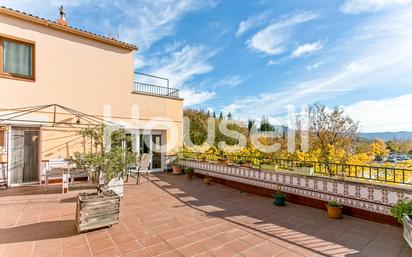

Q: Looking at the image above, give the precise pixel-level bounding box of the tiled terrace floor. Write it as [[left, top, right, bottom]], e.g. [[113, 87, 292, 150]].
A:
[[0, 173, 410, 257]]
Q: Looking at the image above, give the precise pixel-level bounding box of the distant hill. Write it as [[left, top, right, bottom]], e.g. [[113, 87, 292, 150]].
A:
[[359, 131, 412, 141]]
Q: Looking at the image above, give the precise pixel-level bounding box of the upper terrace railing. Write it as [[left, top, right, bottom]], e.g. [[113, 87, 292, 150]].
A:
[[133, 82, 180, 98], [133, 72, 180, 98], [181, 152, 412, 185]]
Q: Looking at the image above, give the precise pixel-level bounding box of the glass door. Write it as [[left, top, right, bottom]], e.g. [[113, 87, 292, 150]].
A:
[[151, 135, 162, 170], [139, 133, 163, 172], [10, 127, 40, 184]]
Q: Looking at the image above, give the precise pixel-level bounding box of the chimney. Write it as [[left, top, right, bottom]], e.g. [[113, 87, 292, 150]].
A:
[[56, 5, 68, 26]]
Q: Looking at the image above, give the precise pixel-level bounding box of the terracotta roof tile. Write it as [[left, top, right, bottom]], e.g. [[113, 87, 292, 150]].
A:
[[0, 6, 138, 51]]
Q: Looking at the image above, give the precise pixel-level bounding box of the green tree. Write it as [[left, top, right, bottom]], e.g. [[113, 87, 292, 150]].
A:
[[260, 115, 275, 132]]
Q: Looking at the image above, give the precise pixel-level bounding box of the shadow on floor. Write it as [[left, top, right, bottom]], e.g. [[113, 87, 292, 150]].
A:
[[150, 173, 407, 257], [0, 184, 96, 197], [0, 220, 78, 244]]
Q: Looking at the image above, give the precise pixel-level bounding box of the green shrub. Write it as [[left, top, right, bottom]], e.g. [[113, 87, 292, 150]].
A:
[[234, 158, 248, 165], [217, 156, 227, 161], [184, 167, 194, 175], [170, 155, 180, 166], [390, 200, 412, 224], [327, 200, 342, 207]]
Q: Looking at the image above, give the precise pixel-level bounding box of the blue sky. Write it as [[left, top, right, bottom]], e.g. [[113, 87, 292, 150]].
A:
[[2, 0, 412, 132]]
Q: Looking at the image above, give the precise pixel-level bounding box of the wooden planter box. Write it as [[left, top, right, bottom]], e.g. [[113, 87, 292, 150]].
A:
[[76, 190, 120, 233], [403, 214, 412, 248]]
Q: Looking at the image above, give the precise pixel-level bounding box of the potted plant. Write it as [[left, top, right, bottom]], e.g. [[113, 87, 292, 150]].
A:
[[390, 199, 412, 247], [204, 175, 212, 184], [171, 156, 183, 175], [326, 200, 343, 219], [184, 167, 194, 179], [235, 158, 250, 168], [70, 127, 135, 232], [273, 190, 286, 206]]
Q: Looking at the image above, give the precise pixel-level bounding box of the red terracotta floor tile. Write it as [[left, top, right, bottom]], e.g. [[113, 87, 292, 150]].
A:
[[139, 234, 164, 247], [166, 235, 193, 249], [0, 174, 406, 257], [116, 240, 144, 255], [123, 248, 152, 257], [62, 244, 91, 257], [147, 241, 173, 256], [92, 246, 121, 257], [62, 235, 88, 250], [33, 242, 62, 257], [88, 238, 115, 253], [177, 243, 206, 256]]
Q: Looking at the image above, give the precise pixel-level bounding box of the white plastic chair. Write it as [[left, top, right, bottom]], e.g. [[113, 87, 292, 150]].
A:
[[126, 154, 151, 184]]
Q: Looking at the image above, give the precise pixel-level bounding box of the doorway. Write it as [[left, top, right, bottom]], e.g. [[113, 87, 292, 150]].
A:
[[139, 133, 164, 172], [9, 127, 40, 184]]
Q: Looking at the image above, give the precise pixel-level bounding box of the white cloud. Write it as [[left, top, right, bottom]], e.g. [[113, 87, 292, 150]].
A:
[[306, 60, 327, 70], [268, 60, 281, 66], [223, 6, 412, 122], [291, 41, 323, 58], [345, 93, 412, 132], [222, 103, 244, 115], [148, 45, 216, 88], [213, 75, 245, 88], [236, 11, 270, 37], [207, 107, 214, 113], [143, 44, 217, 106], [246, 11, 318, 55], [341, 0, 412, 14], [180, 89, 215, 106], [112, 0, 218, 52], [0, 1, 214, 107], [0, 0, 217, 52]]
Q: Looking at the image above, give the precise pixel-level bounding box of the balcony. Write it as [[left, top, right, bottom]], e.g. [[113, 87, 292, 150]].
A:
[[132, 72, 180, 99], [0, 174, 408, 257]]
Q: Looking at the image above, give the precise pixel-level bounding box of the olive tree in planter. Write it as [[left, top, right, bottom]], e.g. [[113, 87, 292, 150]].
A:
[[70, 127, 136, 232], [391, 200, 412, 248]]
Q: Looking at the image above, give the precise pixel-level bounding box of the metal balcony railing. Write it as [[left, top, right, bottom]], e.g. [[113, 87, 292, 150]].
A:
[[132, 72, 180, 98], [180, 152, 412, 185], [132, 82, 180, 98]]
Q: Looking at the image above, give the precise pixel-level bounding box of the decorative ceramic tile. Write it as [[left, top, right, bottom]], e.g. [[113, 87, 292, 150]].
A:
[[181, 160, 412, 215]]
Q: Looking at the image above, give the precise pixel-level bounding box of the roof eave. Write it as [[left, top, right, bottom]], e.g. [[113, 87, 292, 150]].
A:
[[0, 6, 138, 51]]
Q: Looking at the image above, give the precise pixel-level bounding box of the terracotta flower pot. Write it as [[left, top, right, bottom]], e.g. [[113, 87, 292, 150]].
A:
[[218, 160, 227, 164], [326, 204, 343, 219], [172, 165, 183, 175], [187, 173, 193, 179], [240, 163, 250, 168]]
